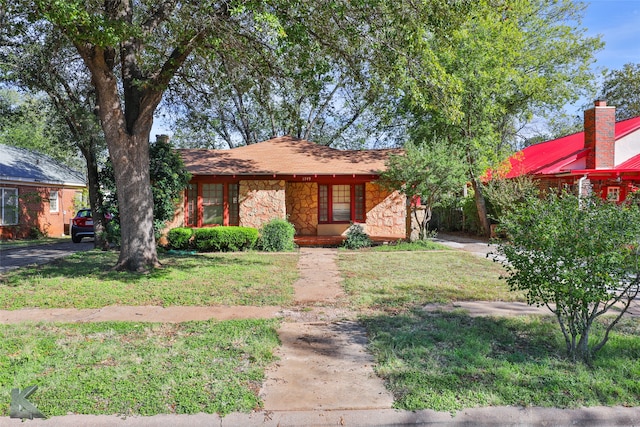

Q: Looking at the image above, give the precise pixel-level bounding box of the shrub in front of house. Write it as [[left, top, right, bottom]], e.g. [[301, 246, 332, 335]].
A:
[[193, 226, 258, 252], [342, 224, 371, 249], [167, 227, 194, 250], [259, 218, 296, 252]]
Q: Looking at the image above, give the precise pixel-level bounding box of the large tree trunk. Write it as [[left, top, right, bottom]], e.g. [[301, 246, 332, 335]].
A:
[[79, 45, 160, 272], [107, 129, 159, 272], [471, 178, 491, 236], [70, 3, 202, 271]]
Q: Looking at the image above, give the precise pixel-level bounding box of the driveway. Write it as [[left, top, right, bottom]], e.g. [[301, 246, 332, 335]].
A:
[[0, 240, 94, 273]]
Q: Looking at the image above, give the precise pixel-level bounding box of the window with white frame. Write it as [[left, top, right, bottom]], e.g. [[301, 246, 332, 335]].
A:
[[607, 186, 620, 202], [1, 188, 18, 225], [49, 190, 59, 213]]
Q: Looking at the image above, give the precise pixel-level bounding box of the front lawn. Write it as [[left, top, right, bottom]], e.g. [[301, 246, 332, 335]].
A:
[[3, 247, 640, 416], [0, 319, 280, 416], [0, 251, 298, 309], [365, 310, 640, 411], [338, 251, 522, 311]]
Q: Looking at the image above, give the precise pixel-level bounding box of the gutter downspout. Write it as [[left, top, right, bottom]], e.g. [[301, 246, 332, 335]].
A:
[[578, 174, 588, 207]]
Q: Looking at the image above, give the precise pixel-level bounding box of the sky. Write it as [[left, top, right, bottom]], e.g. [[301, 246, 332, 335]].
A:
[[152, 1, 640, 139], [581, 0, 640, 72], [556, 0, 640, 120]]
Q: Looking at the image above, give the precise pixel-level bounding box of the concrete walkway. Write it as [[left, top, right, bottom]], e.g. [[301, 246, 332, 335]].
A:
[[260, 248, 394, 412], [3, 241, 640, 425]]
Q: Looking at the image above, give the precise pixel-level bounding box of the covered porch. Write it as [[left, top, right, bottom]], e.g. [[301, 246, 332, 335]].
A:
[[294, 235, 405, 247]]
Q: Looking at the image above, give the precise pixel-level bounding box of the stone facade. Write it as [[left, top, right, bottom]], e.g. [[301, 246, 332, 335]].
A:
[[239, 180, 286, 229], [285, 182, 318, 235], [171, 179, 409, 239], [364, 182, 406, 237]]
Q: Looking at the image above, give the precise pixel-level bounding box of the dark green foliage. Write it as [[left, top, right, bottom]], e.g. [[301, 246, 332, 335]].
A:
[[0, 89, 82, 170], [100, 138, 191, 244], [149, 138, 191, 226], [483, 175, 540, 223], [259, 218, 296, 252], [193, 227, 258, 252], [600, 63, 640, 121], [167, 227, 194, 250], [461, 195, 482, 235], [342, 224, 372, 249]]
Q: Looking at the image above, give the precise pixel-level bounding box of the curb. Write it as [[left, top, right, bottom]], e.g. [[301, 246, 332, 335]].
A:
[[3, 406, 640, 427]]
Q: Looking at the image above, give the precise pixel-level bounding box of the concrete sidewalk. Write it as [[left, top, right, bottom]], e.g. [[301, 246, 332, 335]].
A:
[[3, 406, 640, 426]]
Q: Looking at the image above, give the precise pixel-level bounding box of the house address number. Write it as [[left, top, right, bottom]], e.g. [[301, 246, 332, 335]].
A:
[[302, 177, 312, 182]]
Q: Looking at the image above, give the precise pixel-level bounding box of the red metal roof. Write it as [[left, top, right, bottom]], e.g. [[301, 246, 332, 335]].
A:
[[503, 116, 640, 178], [179, 135, 399, 176], [617, 153, 640, 169]]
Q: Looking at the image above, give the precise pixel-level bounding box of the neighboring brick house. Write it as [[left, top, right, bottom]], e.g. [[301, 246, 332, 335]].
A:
[[496, 101, 640, 201], [178, 136, 408, 240], [0, 144, 86, 239]]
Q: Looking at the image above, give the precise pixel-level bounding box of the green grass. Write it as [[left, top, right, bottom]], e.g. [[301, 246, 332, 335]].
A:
[[364, 310, 640, 412], [3, 246, 640, 415], [338, 251, 521, 311], [0, 251, 298, 309], [369, 240, 450, 252], [0, 236, 69, 249], [0, 319, 280, 416]]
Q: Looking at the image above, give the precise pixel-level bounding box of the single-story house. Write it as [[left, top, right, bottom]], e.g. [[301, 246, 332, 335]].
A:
[[177, 136, 408, 241], [496, 101, 640, 201], [0, 144, 86, 239]]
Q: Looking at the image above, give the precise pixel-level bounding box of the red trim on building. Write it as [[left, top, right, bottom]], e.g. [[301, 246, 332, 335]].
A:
[[318, 183, 366, 224]]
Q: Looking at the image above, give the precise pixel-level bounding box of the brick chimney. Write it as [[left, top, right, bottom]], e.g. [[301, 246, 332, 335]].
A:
[[156, 134, 170, 144], [584, 100, 615, 169]]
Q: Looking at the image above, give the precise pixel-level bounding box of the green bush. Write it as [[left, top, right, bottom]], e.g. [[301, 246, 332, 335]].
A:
[[167, 227, 194, 250], [342, 224, 371, 249], [461, 195, 481, 234], [192, 226, 258, 252], [259, 218, 296, 252]]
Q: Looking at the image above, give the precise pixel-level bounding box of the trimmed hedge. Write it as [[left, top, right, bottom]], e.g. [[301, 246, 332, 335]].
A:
[[192, 226, 258, 252], [259, 218, 296, 252], [167, 227, 194, 250]]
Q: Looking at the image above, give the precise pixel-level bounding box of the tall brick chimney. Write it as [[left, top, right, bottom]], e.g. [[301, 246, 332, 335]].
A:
[[584, 100, 615, 169], [156, 134, 170, 144]]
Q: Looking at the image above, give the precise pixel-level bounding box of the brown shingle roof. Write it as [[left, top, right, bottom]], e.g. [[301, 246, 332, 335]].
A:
[[179, 136, 398, 176]]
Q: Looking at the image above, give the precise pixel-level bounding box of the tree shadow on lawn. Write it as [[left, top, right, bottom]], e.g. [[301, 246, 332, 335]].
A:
[[1, 251, 277, 286], [362, 309, 640, 411]]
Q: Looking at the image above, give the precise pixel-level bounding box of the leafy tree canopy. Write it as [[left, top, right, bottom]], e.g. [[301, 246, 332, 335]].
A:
[[403, 0, 603, 235], [379, 140, 467, 239], [0, 0, 603, 268], [599, 63, 640, 121], [0, 88, 83, 169], [1, 0, 476, 271]]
